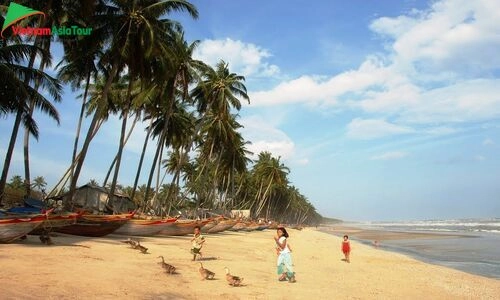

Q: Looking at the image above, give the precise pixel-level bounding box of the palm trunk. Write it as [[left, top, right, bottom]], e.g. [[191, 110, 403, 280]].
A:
[[0, 38, 40, 203], [68, 60, 120, 200], [70, 71, 92, 185], [103, 114, 138, 187], [131, 117, 153, 202], [108, 78, 135, 197], [23, 101, 35, 196], [0, 109, 25, 203], [145, 80, 176, 206]]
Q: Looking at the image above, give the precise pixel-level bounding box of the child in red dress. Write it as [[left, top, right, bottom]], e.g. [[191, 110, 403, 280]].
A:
[[341, 235, 351, 263]]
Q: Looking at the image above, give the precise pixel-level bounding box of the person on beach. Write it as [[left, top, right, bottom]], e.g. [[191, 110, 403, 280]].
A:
[[342, 235, 351, 263], [191, 226, 205, 261], [274, 227, 296, 283]]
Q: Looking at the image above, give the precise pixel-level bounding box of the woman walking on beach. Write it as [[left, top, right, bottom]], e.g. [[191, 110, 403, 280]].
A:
[[342, 235, 351, 263], [274, 227, 296, 283]]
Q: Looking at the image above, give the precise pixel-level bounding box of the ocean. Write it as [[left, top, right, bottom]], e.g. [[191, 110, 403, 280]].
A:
[[330, 218, 500, 279]]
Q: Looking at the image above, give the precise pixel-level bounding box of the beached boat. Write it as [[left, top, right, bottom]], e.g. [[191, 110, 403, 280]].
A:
[[158, 219, 210, 236], [239, 222, 261, 232], [4, 205, 80, 235], [229, 221, 248, 231], [54, 212, 134, 237], [255, 224, 270, 231], [201, 219, 218, 233], [114, 217, 178, 236], [30, 212, 80, 235], [0, 214, 46, 243], [206, 219, 238, 234]]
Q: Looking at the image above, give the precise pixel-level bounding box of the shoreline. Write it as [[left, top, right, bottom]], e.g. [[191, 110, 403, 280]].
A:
[[319, 224, 500, 279], [318, 224, 476, 240], [1, 228, 499, 299]]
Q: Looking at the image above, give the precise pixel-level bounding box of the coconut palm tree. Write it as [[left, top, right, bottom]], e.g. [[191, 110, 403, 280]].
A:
[[67, 0, 198, 201], [251, 152, 290, 218], [31, 176, 47, 192], [100, 0, 199, 198], [0, 41, 61, 204], [142, 31, 204, 204]]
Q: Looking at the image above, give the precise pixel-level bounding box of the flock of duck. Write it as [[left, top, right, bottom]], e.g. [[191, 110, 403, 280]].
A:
[[121, 238, 243, 287]]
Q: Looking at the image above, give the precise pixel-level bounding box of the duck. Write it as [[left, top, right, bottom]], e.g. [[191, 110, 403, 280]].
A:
[[121, 238, 138, 248], [224, 267, 243, 286], [134, 241, 148, 254], [157, 256, 176, 274], [199, 262, 215, 280]]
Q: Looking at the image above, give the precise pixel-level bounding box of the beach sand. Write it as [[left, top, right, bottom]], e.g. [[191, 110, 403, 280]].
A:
[[1, 228, 499, 299]]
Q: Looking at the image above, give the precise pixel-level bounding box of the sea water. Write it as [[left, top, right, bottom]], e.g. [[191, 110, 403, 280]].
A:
[[344, 218, 500, 279]]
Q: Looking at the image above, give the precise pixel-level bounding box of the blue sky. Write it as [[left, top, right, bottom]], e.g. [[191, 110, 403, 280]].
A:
[[1, 0, 500, 221]]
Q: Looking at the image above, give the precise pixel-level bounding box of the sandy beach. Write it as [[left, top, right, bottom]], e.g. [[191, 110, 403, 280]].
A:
[[1, 228, 499, 300]]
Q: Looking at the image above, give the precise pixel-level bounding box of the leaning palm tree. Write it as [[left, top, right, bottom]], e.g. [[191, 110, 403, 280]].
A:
[[0, 41, 61, 204], [67, 0, 198, 202], [251, 152, 290, 218], [142, 30, 205, 203], [57, 17, 104, 188], [19, 0, 82, 196]]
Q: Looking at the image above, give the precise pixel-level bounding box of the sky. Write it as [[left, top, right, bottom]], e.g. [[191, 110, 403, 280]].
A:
[[1, 0, 500, 221]]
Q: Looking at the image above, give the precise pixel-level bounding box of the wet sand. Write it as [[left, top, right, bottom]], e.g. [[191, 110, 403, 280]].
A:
[[320, 224, 474, 240]]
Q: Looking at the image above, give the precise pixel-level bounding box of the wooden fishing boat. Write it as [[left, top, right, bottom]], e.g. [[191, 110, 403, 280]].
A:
[[239, 222, 261, 232], [229, 221, 248, 231], [255, 224, 270, 231], [158, 219, 210, 236], [54, 212, 134, 237], [206, 219, 238, 234], [114, 217, 178, 236], [200, 219, 218, 233], [0, 214, 46, 243], [30, 211, 80, 235]]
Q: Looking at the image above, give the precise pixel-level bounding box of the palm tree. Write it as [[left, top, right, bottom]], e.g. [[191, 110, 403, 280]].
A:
[[102, 0, 199, 199], [251, 152, 290, 218], [184, 61, 249, 208], [31, 176, 47, 192], [0, 41, 61, 203], [7, 175, 24, 190], [57, 11, 104, 188], [19, 0, 69, 196], [190, 60, 249, 125], [67, 0, 198, 202], [143, 31, 204, 203]]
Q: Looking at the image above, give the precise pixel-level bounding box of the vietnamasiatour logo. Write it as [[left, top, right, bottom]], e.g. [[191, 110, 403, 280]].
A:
[[1, 2, 92, 38]]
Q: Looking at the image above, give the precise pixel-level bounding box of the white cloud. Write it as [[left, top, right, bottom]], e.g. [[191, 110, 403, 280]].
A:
[[373, 0, 500, 74], [346, 118, 415, 140], [194, 38, 280, 77], [239, 115, 295, 160], [482, 138, 494, 146], [245, 0, 500, 128], [250, 57, 391, 107], [371, 151, 409, 160], [425, 126, 458, 136]]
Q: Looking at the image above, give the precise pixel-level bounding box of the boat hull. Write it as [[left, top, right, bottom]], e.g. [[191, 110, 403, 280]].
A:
[[30, 212, 80, 235], [158, 219, 210, 236], [54, 213, 133, 237], [206, 219, 237, 233], [0, 215, 46, 243], [114, 217, 177, 236]]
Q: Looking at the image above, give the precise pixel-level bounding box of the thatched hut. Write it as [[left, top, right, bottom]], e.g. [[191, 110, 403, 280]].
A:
[[62, 184, 136, 214]]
